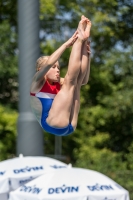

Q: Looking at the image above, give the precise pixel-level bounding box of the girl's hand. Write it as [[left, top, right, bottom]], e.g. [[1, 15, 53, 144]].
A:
[[65, 31, 78, 48]]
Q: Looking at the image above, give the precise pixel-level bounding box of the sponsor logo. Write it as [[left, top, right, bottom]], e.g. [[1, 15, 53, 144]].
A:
[[0, 171, 5, 175], [13, 166, 43, 174], [19, 176, 33, 185], [87, 184, 114, 191], [20, 185, 42, 194], [50, 165, 66, 169], [48, 185, 79, 194]]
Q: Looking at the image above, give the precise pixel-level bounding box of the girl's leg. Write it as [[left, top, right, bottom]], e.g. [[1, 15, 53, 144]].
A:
[[80, 16, 92, 85], [46, 18, 87, 128], [82, 41, 91, 85], [70, 23, 92, 129]]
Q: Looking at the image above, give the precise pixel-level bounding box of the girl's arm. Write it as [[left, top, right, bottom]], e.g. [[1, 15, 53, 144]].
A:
[[34, 31, 78, 82]]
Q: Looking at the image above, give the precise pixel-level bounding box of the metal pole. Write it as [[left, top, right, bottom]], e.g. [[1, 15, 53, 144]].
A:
[[55, 136, 62, 158], [17, 0, 44, 156]]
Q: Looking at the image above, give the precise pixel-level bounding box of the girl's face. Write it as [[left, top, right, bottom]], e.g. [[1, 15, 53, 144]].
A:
[[45, 61, 60, 83]]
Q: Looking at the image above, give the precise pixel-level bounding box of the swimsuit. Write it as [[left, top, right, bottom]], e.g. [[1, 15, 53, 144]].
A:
[[30, 81, 74, 136]]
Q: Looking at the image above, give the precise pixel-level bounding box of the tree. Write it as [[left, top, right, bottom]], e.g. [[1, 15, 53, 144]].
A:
[[0, 0, 18, 103], [0, 105, 17, 160]]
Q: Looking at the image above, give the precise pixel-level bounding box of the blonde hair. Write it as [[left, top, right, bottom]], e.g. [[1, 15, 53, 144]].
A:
[[36, 56, 49, 71]]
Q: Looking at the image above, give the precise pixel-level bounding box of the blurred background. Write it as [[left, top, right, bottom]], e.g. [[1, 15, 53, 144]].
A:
[[0, 0, 133, 198]]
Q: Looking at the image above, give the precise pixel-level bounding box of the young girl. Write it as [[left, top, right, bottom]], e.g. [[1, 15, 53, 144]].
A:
[[30, 15, 91, 136]]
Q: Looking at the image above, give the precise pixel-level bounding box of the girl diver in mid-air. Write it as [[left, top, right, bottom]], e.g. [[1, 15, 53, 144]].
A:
[[30, 15, 92, 136]]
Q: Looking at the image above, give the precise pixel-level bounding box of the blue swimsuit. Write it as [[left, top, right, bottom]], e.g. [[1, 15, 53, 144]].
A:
[[30, 81, 74, 136]]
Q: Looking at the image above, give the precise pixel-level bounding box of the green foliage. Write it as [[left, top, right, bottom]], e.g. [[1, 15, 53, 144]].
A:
[[74, 132, 126, 171], [0, 0, 17, 26], [0, 20, 18, 109], [0, 105, 17, 161], [40, 0, 57, 19]]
